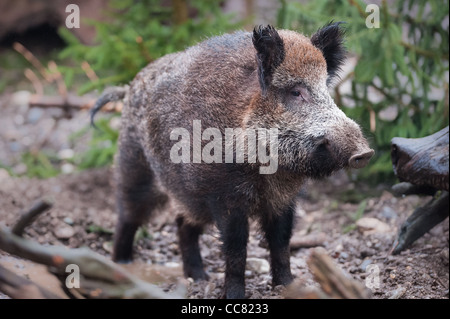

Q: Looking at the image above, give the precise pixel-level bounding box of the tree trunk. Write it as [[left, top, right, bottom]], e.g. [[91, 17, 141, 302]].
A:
[[390, 126, 449, 254], [391, 126, 449, 191]]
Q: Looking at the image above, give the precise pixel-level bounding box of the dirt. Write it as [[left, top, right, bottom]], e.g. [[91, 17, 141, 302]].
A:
[[0, 93, 449, 299]]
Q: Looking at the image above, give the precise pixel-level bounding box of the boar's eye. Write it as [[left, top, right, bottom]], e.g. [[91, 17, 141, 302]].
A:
[[290, 86, 310, 102]]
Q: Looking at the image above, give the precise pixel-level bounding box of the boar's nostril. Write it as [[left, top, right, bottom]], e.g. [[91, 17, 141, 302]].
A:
[[349, 149, 375, 169]]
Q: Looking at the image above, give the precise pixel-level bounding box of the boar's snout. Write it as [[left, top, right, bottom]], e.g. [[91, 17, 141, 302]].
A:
[[348, 148, 374, 169]]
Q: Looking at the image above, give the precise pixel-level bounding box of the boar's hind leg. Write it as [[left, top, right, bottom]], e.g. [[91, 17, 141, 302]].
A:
[[262, 207, 294, 287], [113, 137, 166, 263], [176, 216, 209, 281], [212, 204, 249, 299]]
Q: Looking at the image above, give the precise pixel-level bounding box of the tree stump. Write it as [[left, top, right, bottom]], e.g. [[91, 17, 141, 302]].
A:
[[390, 126, 449, 254]]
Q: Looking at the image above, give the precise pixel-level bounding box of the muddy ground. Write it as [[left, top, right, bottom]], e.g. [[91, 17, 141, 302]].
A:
[[0, 93, 448, 299]]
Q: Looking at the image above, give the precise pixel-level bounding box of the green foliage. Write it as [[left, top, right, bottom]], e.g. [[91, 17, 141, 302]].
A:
[[21, 151, 60, 179], [342, 199, 367, 233], [59, 0, 240, 94], [278, 0, 449, 183], [86, 224, 114, 235], [71, 116, 119, 169], [55, 0, 242, 171]]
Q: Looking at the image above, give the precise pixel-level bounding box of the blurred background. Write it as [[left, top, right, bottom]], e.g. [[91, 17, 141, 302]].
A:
[[0, 0, 448, 183]]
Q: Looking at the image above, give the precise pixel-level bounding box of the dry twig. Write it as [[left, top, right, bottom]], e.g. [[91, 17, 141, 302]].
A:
[[0, 199, 185, 299]]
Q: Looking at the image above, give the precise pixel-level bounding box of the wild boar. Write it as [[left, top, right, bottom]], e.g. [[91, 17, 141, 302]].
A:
[[92, 23, 374, 298]]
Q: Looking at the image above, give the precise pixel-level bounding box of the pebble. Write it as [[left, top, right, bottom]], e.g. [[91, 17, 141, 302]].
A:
[[54, 225, 75, 239], [58, 149, 75, 160], [246, 257, 270, 274], [9, 141, 22, 152], [63, 217, 74, 225], [61, 163, 75, 174], [339, 252, 349, 260], [27, 107, 44, 124], [165, 262, 180, 268], [356, 217, 391, 235], [102, 241, 113, 253], [11, 91, 31, 110], [360, 259, 373, 272], [381, 206, 397, 219], [388, 286, 406, 299]]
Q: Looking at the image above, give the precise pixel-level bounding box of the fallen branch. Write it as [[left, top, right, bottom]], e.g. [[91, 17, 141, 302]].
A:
[[0, 199, 184, 299], [284, 247, 370, 299], [290, 232, 328, 250], [0, 264, 62, 299], [0, 226, 184, 299], [391, 191, 449, 255], [391, 182, 437, 197], [391, 126, 449, 192], [390, 126, 449, 254], [12, 198, 53, 237]]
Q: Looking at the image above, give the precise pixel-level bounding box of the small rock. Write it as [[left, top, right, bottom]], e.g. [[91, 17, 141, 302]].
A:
[[63, 217, 74, 225], [388, 286, 406, 299], [54, 225, 75, 239], [165, 262, 180, 268], [27, 107, 44, 124], [360, 248, 376, 258], [9, 141, 22, 152], [102, 241, 113, 253], [381, 206, 397, 219], [58, 149, 75, 160], [360, 259, 373, 272], [11, 91, 31, 110], [290, 232, 327, 250], [356, 217, 391, 235], [61, 163, 75, 174], [439, 249, 449, 265], [246, 257, 270, 274]]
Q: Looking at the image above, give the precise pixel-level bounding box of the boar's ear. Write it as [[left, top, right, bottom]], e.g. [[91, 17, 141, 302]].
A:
[[311, 21, 347, 85], [252, 25, 285, 96]]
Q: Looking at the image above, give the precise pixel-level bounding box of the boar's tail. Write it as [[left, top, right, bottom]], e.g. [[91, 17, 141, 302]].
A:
[[90, 85, 129, 128]]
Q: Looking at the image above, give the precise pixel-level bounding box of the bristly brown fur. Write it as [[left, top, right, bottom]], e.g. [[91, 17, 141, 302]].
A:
[[100, 24, 373, 299]]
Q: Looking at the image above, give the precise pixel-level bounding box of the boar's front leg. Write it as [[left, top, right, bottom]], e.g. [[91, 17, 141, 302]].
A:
[[261, 206, 294, 287], [211, 202, 249, 299]]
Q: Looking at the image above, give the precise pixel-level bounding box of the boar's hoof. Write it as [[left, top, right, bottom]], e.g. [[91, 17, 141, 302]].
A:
[[349, 149, 374, 169], [186, 268, 210, 282]]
